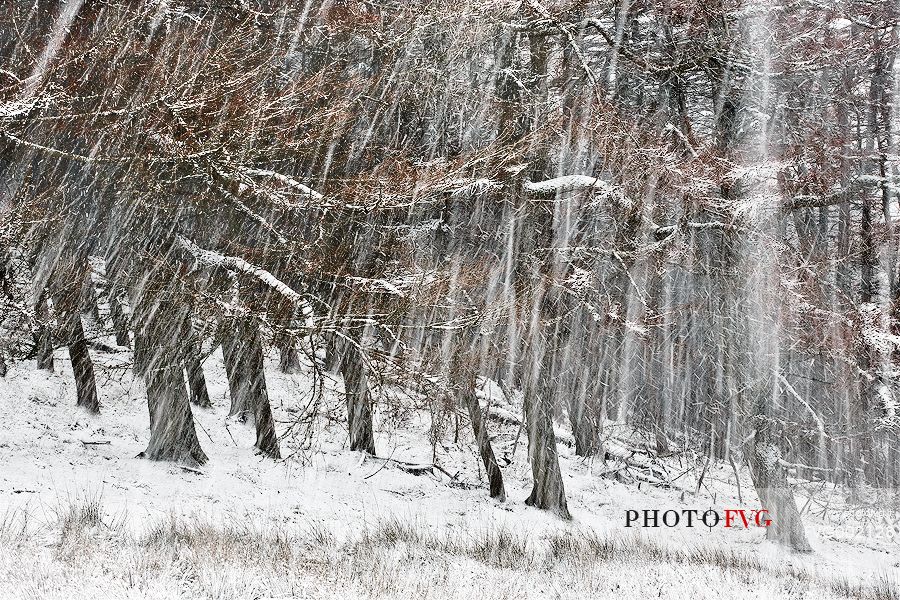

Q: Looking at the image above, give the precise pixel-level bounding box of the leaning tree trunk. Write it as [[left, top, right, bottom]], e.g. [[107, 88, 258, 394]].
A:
[[336, 333, 376, 455], [134, 298, 207, 466], [748, 404, 813, 553], [53, 267, 100, 414], [184, 340, 212, 408], [221, 316, 281, 458], [524, 378, 571, 519], [462, 379, 506, 500], [279, 338, 301, 374], [34, 291, 54, 371], [63, 311, 99, 413], [108, 286, 130, 348]]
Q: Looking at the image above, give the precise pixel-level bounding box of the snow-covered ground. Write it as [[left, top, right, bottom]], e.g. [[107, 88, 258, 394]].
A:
[[0, 346, 897, 599]]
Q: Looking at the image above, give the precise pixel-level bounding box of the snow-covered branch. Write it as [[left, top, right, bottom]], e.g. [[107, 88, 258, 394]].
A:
[[176, 235, 313, 325], [239, 167, 325, 202], [522, 175, 617, 197], [653, 221, 731, 238]]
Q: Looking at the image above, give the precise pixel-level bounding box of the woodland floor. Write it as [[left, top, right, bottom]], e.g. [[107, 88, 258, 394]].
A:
[[0, 343, 898, 599]]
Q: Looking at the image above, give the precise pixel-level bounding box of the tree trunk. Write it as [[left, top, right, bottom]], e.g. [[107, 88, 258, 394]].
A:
[[748, 408, 813, 553], [279, 338, 301, 374], [52, 264, 99, 414], [142, 352, 208, 465], [109, 286, 130, 348], [79, 267, 101, 325], [323, 333, 340, 372], [462, 380, 506, 500], [134, 298, 207, 466], [569, 381, 598, 457], [221, 317, 281, 458], [64, 311, 99, 413], [522, 321, 570, 519], [185, 341, 211, 408], [35, 291, 54, 371], [337, 333, 376, 455], [524, 378, 571, 519]]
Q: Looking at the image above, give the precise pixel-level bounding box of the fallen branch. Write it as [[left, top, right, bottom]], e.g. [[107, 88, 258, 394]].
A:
[[365, 455, 435, 477]]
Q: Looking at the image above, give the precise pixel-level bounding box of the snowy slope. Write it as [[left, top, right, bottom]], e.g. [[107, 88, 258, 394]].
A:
[[0, 346, 897, 599]]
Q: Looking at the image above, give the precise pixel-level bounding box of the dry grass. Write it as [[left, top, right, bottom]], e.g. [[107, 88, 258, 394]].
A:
[[0, 507, 31, 546], [0, 499, 895, 600]]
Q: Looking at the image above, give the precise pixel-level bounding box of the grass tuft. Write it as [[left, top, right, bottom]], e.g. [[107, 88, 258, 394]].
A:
[[4, 497, 895, 600]]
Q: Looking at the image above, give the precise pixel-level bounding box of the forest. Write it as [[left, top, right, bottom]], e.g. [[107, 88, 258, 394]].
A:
[[0, 1, 899, 596]]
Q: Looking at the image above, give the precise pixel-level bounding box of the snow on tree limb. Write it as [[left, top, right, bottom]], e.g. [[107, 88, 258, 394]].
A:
[[239, 167, 325, 201], [450, 178, 501, 198], [0, 130, 218, 164], [653, 221, 730, 238], [777, 373, 826, 438], [448, 175, 621, 200], [523, 175, 611, 195], [176, 236, 314, 325]]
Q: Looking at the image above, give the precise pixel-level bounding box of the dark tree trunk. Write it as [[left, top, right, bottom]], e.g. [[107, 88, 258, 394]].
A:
[[571, 409, 597, 458], [79, 268, 101, 324], [185, 341, 211, 408], [64, 311, 99, 413], [323, 333, 340, 372], [35, 291, 54, 371], [109, 286, 130, 348], [524, 379, 571, 519], [857, 180, 876, 490], [134, 298, 207, 466], [748, 407, 813, 553], [222, 317, 281, 458], [52, 263, 99, 413], [462, 380, 506, 500], [569, 378, 598, 457], [279, 338, 301, 374], [337, 334, 376, 455], [141, 352, 208, 466]]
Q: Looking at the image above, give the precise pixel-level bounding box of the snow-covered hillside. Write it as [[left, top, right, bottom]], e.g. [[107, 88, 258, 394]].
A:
[[0, 348, 896, 599]]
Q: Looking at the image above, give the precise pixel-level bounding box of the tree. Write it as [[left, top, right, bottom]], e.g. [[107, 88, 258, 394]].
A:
[[335, 331, 376, 456], [222, 314, 281, 459], [133, 289, 207, 467]]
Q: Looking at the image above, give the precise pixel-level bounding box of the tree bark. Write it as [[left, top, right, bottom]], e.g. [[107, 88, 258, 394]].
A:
[[279, 338, 301, 374], [185, 341, 212, 408], [569, 379, 598, 457], [52, 265, 99, 414], [221, 316, 281, 458], [462, 379, 506, 500], [79, 267, 101, 325], [109, 286, 130, 348], [35, 291, 54, 371], [134, 298, 207, 466], [524, 377, 571, 519], [64, 311, 99, 413], [141, 351, 208, 465], [337, 333, 376, 455], [749, 407, 813, 553], [323, 332, 340, 372]]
